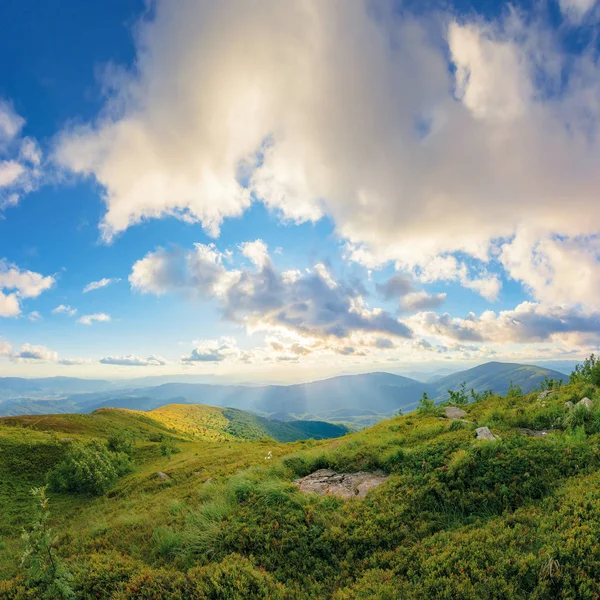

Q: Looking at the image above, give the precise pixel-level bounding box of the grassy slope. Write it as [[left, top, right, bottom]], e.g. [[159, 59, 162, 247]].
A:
[[433, 361, 566, 399], [2, 380, 600, 597]]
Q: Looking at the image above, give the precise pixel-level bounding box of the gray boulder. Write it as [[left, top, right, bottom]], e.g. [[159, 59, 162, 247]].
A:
[[538, 390, 556, 400], [445, 406, 468, 420], [156, 472, 170, 480], [578, 397, 593, 409], [475, 426, 499, 441], [294, 469, 388, 499], [565, 401, 574, 410]]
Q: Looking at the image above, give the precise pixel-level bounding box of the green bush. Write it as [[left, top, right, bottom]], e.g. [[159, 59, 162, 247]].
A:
[[47, 440, 132, 496], [107, 431, 135, 456]]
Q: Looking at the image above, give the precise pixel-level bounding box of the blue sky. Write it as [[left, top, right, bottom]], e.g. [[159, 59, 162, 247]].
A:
[[1, 0, 600, 381]]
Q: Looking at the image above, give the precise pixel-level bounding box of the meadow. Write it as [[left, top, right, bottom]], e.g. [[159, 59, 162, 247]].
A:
[[1, 358, 600, 598]]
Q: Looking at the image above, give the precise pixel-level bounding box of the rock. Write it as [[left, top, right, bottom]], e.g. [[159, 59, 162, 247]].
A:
[[565, 401, 574, 410], [538, 390, 556, 400], [475, 426, 499, 441], [578, 397, 593, 409], [445, 406, 468, 420], [517, 428, 551, 438], [294, 469, 388, 499], [156, 472, 170, 480]]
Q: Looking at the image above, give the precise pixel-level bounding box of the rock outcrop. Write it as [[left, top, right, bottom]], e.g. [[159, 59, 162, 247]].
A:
[[565, 401, 574, 410], [475, 426, 499, 441], [444, 406, 468, 420], [578, 397, 593, 409], [294, 469, 388, 498], [538, 390, 556, 400], [156, 472, 170, 480]]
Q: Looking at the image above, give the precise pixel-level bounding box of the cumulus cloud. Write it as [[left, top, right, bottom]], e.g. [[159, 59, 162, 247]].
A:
[[0, 99, 42, 212], [77, 313, 111, 325], [12, 343, 58, 362], [410, 302, 600, 345], [400, 291, 447, 313], [99, 354, 166, 366], [375, 274, 414, 301], [53, 1, 600, 311], [0, 260, 55, 317], [83, 277, 121, 293], [58, 357, 95, 366], [131, 241, 412, 342], [181, 338, 241, 363], [52, 304, 78, 316]]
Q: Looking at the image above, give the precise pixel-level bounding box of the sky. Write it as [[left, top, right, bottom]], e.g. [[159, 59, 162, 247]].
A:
[[1, 0, 600, 382]]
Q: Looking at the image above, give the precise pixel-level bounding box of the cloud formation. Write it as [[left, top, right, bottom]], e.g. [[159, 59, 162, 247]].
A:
[[0, 99, 42, 212], [0, 260, 54, 317], [12, 343, 58, 362], [83, 278, 121, 293], [130, 241, 412, 342], [52, 304, 77, 316], [77, 313, 111, 325], [54, 1, 600, 312], [99, 354, 166, 366], [181, 338, 241, 363]]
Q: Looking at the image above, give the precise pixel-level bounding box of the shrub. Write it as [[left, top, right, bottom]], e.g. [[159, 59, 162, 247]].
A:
[[506, 381, 522, 398], [152, 527, 183, 559], [448, 382, 468, 405], [160, 440, 181, 459], [47, 440, 132, 496], [417, 392, 437, 415], [21, 486, 74, 599], [570, 354, 600, 386], [107, 431, 135, 456]]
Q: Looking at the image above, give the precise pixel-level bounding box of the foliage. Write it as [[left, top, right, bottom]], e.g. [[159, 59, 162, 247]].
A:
[[417, 392, 437, 415], [570, 354, 600, 386], [471, 388, 494, 403], [107, 431, 135, 456], [47, 440, 132, 496], [506, 380, 523, 398], [448, 381, 468, 405], [7, 377, 600, 598], [20, 486, 74, 599], [159, 440, 181, 459]]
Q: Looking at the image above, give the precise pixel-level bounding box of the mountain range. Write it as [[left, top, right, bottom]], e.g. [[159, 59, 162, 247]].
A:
[[0, 361, 567, 423]]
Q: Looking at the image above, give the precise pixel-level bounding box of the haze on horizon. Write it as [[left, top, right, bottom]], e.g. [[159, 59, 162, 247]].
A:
[[1, 0, 600, 383]]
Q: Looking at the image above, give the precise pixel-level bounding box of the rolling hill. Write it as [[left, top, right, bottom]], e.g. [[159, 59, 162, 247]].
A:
[[1, 367, 600, 597], [0, 362, 570, 423], [0, 403, 349, 444]]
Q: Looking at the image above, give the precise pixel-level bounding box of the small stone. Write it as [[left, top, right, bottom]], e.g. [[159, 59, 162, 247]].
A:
[[538, 390, 556, 400], [578, 397, 593, 409], [475, 426, 498, 441], [445, 406, 467, 419], [565, 401, 574, 410], [156, 472, 170, 480]]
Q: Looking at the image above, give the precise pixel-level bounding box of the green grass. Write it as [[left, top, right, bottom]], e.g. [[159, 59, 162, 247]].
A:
[[3, 379, 600, 597]]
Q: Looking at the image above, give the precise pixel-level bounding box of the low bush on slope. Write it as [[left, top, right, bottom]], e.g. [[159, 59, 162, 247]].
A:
[[2, 358, 600, 598]]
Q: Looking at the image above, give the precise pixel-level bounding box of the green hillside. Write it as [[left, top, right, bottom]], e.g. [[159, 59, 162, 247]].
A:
[[2, 359, 600, 598], [433, 361, 566, 400]]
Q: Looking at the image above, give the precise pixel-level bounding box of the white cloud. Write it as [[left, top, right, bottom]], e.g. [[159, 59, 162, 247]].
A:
[[410, 302, 600, 345], [12, 343, 59, 362], [240, 239, 270, 269], [52, 304, 78, 316], [0, 260, 54, 317], [0, 99, 42, 212], [559, 0, 598, 22], [51, 2, 600, 311], [400, 292, 447, 313], [131, 241, 412, 342], [58, 357, 95, 366], [83, 277, 121, 293], [27, 311, 42, 322], [0, 338, 12, 356], [99, 354, 166, 366], [77, 313, 111, 325], [181, 338, 240, 363]]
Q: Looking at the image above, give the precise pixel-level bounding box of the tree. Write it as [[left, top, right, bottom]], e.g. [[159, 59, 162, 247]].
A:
[[506, 381, 522, 398], [571, 354, 600, 386], [21, 486, 74, 599], [417, 392, 436, 415], [448, 382, 468, 405]]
